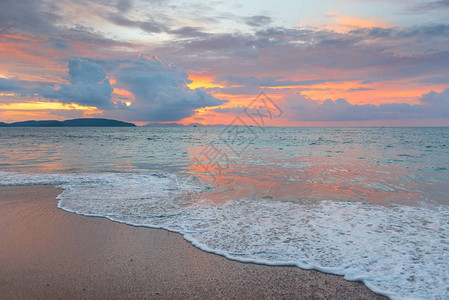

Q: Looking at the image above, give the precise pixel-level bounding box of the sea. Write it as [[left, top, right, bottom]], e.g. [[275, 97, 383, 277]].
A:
[[0, 126, 448, 299]]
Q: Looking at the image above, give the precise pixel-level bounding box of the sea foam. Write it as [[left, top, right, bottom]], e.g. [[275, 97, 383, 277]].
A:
[[1, 171, 448, 299]]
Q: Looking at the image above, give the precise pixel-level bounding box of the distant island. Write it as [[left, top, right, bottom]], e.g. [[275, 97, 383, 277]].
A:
[[0, 118, 136, 127]]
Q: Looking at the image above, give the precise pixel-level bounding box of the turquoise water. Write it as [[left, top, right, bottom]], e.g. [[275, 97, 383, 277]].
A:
[[1, 127, 449, 299]]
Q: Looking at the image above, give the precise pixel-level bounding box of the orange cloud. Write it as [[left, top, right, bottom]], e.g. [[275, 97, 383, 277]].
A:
[[2, 34, 40, 42], [179, 92, 286, 126], [0, 101, 98, 111], [0, 34, 66, 83], [177, 75, 449, 126], [327, 14, 390, 33], [337, 16, 389, 28], [187, 71, 224, 89], [113, 87, 134, 99], [0, 100, 102, 123]]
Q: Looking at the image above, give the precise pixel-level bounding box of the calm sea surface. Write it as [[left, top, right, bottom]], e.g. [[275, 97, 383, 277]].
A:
[[1, 127, 448, 299]]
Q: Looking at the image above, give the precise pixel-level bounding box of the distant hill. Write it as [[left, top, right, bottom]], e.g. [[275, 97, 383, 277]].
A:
[[8, 120, 62, 127], [1, 118, 136, 127], [61, 118, 136, 127]]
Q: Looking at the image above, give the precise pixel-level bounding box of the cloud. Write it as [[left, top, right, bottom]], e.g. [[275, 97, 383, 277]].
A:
[[211, 105, 273, 120], [244, 15, 272, 27], [286, 89, 449, 122], [3, 0, 449, 91], [112, 55, 227, 121], [210, 75, 346, 96], [172, 32, 261, 53], [420, 76, 449, 84], [115, 0, 134, 13], [1, 0, 449, 125], [27, 55, 227, 121], [347, 87, 375, 92], [0, 0, 59, 34], [396, 24, 449, 38], [169, 26, 208, 38], [0, 78, 22, 91], [37, 57, 114, 109], [106, 13, 167, 33], [0, 78, 33, 99], [212, 105, 248, 115], [420, 88, 449, 114], [215, 75, 342, 87], [68, 58, 106, 84], [407, 1, 449, 12], [160, 22, 449, 87], [48, 37, 69, 49]]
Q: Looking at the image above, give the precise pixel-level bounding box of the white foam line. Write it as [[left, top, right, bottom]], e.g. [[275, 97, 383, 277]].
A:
[[2, 171, 448, 300]]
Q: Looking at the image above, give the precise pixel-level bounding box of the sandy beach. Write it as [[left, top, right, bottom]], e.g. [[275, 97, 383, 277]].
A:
[[0, 185, 386, 299]]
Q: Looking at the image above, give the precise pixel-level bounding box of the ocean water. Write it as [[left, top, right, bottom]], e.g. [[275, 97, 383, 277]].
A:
[[1, 127, 449, 299]]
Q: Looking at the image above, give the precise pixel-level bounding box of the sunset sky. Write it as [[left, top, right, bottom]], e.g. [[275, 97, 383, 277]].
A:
[[1, 0, 449, 126]]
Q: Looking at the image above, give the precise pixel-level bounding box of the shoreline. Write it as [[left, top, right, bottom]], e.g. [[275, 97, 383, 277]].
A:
[[0, 185, 386, 299]]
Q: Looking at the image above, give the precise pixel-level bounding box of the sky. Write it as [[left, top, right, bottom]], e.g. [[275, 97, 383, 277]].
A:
[[1, 0, 449, 126]]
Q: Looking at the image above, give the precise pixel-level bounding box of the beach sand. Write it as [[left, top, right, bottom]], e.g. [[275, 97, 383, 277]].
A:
[[0, 185, 386, 299]]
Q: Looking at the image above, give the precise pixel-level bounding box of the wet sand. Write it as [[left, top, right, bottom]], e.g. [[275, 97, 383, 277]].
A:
[[0, 185, 386, 299]]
